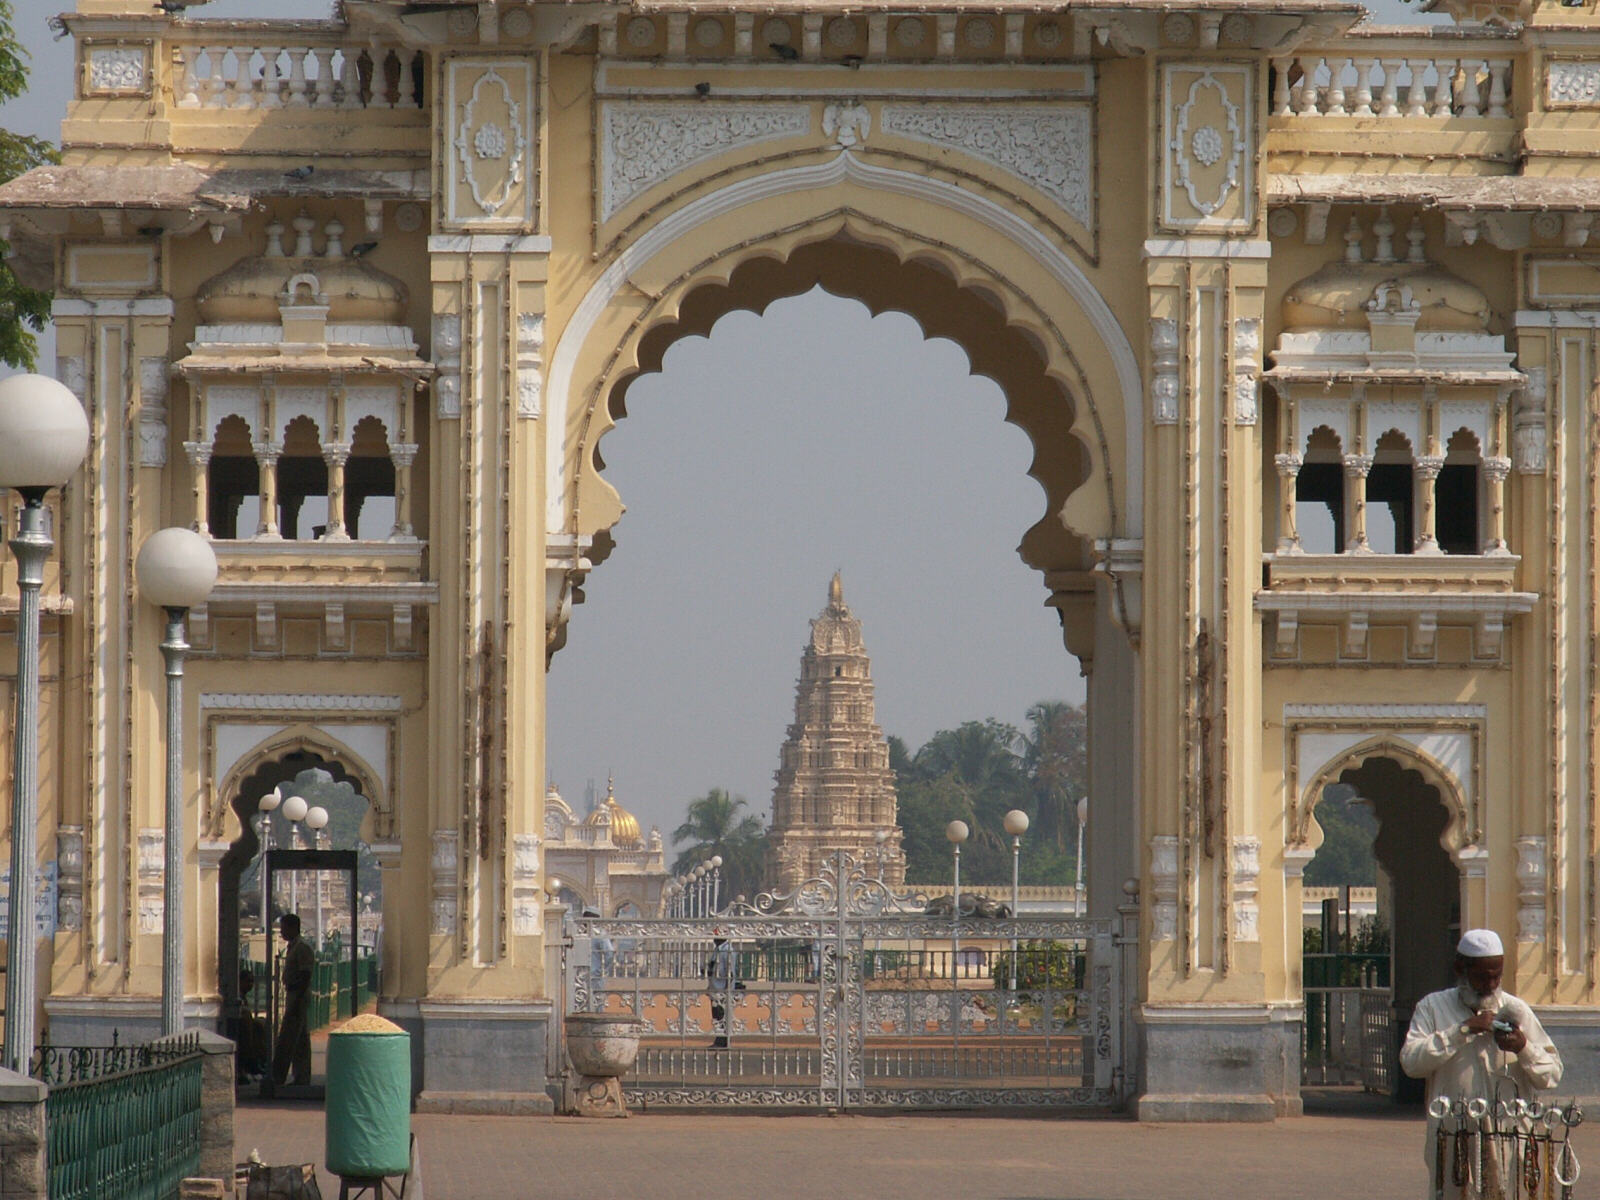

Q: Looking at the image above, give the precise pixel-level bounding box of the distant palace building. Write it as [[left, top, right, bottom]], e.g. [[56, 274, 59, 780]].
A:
[[543, 779, 669, 919], [767, 575, 906, 891]]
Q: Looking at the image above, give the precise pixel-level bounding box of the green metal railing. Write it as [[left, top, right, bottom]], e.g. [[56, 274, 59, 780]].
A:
[[36, 1034, 203, 1200]]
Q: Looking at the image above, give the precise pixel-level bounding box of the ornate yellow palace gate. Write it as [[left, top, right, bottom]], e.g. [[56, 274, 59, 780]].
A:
[[4, 0, 1600, 1118]]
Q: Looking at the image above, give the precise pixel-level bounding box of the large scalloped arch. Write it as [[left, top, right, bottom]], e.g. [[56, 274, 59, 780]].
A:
[[1294, 734, 1471, 859], [547, 152, 1142, 550], [210, 723, 391, 845]]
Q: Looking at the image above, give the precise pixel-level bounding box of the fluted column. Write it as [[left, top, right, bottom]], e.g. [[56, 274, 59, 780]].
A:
[[321, 441, 351, 541], [1342, 453, 1374, 553], [1274, 453, 1302, 553], [390, 442, 418, 539], [252, 441, 281, 539], [182, 441, 212, 536], [1483, 455, 1512, 554], [1412, 454, 1444, 554]]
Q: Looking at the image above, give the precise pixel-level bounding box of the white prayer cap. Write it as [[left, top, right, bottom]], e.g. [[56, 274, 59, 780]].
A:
[[1457, 929, 1504, 958]]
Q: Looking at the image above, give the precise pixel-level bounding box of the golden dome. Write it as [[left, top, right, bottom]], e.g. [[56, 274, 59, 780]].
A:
[[197, 214, 407, 326], [1282, 260, 1490, 334], [584, 777, 642, 848]]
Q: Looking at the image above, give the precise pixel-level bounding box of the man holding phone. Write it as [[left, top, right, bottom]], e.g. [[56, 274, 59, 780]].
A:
[[1400, 930, 1563, 1194]]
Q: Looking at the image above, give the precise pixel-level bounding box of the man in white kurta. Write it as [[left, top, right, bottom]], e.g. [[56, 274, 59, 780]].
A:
[[1399, 929, 1563, 1192]]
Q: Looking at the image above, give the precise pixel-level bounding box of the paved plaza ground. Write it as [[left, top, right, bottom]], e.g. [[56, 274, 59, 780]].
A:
[[229, 1090, 1586, 1199]]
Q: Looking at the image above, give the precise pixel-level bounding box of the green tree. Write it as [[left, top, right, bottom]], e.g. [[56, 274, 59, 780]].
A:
[[672, 788, 768, 901], [0, 0, 56, 370], [1021, 701, 1087, 853], [1304, 785, 1379, 887]]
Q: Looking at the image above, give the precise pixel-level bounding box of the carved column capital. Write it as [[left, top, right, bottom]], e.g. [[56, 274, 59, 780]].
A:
[[390, 442, 420, 469], [1412, 454, 1445, 481], [1341, 453, 1374, 478], [251, 440, 282, 465], [1482, 455, 1512, 484], [182, 440, 213, 468], [321, 441, 352, 468]]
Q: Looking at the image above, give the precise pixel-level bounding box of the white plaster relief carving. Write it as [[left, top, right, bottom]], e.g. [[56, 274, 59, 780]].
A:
[[878, 103, 1093, 229], [138, 357, 169, 467], [1284, 703, 1486, 720], [600, 102, 811, 221], [1515, 366, 1548, 474], [1149, 835, 1179, 941], [1232, 317, 1260, 425], [822, 102, 871, 149], [204, 383, 262, 442], [1548, 61, 1600, 106], [1172, 70, 1244, 218], [1150, 318, 1179, 425], [1231, 836, 1261, 942], [455, 69, 526, 217], [57, 356, 86, 404], [137, 828, 164, 934], [431, 830, 458, 935], [57, 826, 83, 932], [433, 313, 462, 419], [200, 693, 404, 712], [89, 47, 147, 93], [1515, 834, 1547, 942], [345, 385, 401, 441], [517, 313, 543, 419]]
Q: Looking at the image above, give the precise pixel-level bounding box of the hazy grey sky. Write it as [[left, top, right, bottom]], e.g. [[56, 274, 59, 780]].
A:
[[1, 0, 1435, 841]]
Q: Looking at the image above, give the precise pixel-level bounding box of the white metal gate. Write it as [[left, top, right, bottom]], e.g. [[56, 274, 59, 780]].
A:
[[562, 851, 1125, 1109]]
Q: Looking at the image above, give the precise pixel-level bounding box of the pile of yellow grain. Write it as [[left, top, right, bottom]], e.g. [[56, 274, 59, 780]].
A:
[[334, 1014, 405, 1034]]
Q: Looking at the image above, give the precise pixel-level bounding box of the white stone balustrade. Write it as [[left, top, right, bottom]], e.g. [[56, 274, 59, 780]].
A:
[[172, 43, 423, 110], [1271, 53, 1513, 119]]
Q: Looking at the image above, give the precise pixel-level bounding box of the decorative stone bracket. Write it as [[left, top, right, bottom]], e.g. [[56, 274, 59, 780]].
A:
[[1092, 538, 1143, 648]]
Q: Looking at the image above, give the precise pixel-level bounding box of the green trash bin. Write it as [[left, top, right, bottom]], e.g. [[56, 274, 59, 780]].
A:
[[325, 1016, 412, 1178]]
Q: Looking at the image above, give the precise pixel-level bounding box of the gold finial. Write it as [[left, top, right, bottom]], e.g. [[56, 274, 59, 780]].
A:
[[606, 772, 616, 800], [829, 571, 843, 606]]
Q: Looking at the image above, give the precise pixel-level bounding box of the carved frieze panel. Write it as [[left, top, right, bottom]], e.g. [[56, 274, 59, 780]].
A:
[[444, 60, 537, 230], [86, 45, 149, 96], [599, 100, 811, 221], [878, 102, 1094, 230], [1161, 63, 1253, 231], [1547, 61, 1600, 108]]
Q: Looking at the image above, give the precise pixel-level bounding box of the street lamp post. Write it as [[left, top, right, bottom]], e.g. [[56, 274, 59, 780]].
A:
[[1002, 810, 1029, 988], [257, 786, 282, 931], [306, 806, 330, 947], [0, 374, 90, 1074], [1075, 797, 1089, 918], [280, 794, 309, 926], [709, 855, 723, 915], [945, 820, 968, 978], [135, 526, 219, 1037]]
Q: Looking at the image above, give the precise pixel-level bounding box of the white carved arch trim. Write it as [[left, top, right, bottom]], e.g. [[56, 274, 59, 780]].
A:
[[204, 383, 262, 444], [206, 714, 395, 842], [548, 152, 1142, 538], [1295, 396, 1350, 456], [1366, 399, 1422, 456], [345, 384, 401, 443], [276, 384, 327, 443], [1288, 703, 1484, 855], [1439, 398, 1492, 457]]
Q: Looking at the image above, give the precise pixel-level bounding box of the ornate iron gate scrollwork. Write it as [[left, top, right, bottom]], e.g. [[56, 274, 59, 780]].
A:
[[564, 850, 1122, 1110]]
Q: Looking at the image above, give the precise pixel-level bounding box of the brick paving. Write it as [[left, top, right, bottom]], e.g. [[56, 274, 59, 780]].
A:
[[226, 1090, 1589, 1199]]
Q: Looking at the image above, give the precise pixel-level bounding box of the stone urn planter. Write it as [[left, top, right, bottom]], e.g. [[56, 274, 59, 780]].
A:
[[563, 1013, 645, 1117]]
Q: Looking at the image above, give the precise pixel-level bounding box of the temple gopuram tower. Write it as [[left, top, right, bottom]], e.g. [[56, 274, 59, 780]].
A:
[[768, 575, 905, 890]]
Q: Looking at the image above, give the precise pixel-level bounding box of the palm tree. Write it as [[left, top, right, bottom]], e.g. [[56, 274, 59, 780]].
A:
[[912, 720, 1027, 851], [1022, 701, 1088, 851], [672, 788, 768, 899]]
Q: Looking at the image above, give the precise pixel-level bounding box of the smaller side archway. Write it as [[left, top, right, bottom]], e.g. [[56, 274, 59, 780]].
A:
[[1298, 738, 1474, 1104]]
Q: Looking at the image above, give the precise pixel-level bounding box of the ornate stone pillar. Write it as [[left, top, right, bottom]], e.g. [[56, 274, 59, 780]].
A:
[[1274, 453, 1301, 553], [251, 441, 281, 539], [390, 442, 418, 538], [1342, 453, 1373, 553], [1412, 454, 1443, 554], [183, 441, 213, 536], [320, 441, 351, 541], [1482, 455, 1511, 554]]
